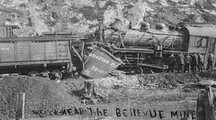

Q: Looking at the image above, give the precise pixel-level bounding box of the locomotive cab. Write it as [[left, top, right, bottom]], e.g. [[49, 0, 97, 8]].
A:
[[184, 26, 216, 68]]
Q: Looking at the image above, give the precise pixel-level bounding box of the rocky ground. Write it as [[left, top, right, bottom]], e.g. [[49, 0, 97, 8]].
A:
[[0, 71, 216, 120], [1, 0, 216, 36]]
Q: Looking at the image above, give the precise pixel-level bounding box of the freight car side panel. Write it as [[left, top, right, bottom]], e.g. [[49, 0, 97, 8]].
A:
[[46, 42, 57, 59], [17, 42, 31, 61], [56, 41, 70, 59], [0, 43, 15, 62], [0, 41, 71, 66], [31, 42, 45, 60]]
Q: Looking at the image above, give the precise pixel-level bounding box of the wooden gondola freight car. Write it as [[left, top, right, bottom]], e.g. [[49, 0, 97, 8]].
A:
[[0, 25, 84, 79]]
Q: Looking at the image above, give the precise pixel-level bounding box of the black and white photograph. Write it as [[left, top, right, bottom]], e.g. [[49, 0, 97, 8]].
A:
[[1, 0, 216, 120]]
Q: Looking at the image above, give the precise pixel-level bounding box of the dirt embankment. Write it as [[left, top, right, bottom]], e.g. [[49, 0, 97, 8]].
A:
[[0, 76, 82, 119], [0, 71, 215, 120]]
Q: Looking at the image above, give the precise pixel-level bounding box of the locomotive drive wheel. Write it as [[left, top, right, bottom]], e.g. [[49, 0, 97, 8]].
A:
[[50, 70, 63, 80], [27, 71, 39, 77], [41, 72, 50, 78]]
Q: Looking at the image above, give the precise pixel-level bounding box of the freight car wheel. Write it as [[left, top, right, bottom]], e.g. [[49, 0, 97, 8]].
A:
[[50, 70, 63, 80], [27, 71, 39, 77], [142, 67, 154, 74], [134, 67, 143, 74]]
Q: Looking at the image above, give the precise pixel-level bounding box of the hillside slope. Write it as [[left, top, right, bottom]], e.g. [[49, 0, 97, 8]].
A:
[[0, 0, 216, 36]]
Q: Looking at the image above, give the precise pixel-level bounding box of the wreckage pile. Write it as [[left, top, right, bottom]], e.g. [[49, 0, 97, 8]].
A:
[[90, 73, 203, 105], [90, 74, 140, 89], [91, 73, 201, 89], [0, 75, 81, 119], [89, 73, 202, 104], [138, 73, 201, 89]]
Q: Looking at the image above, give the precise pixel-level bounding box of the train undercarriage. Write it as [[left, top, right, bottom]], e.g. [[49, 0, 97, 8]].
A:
[[113, 48, 169, 74], [0, 62, 73, 80]]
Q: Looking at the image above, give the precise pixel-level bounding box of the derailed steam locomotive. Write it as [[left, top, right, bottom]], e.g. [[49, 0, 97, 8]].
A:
[[100, 21, 216, 73]]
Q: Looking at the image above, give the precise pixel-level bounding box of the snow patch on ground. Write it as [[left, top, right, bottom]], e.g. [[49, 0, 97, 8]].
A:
[[146, 0, 158, 3], [203, 9, 216, 15], [98, 0, 107, 8], [213, 3, 216, 7], [29, 4, 49, 35], [71, 0, 96, 8], [103, 6, 120, 25], [12, 0, 28, 5], [124, 1, 148, 28], [159, 0, 169, 6]]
